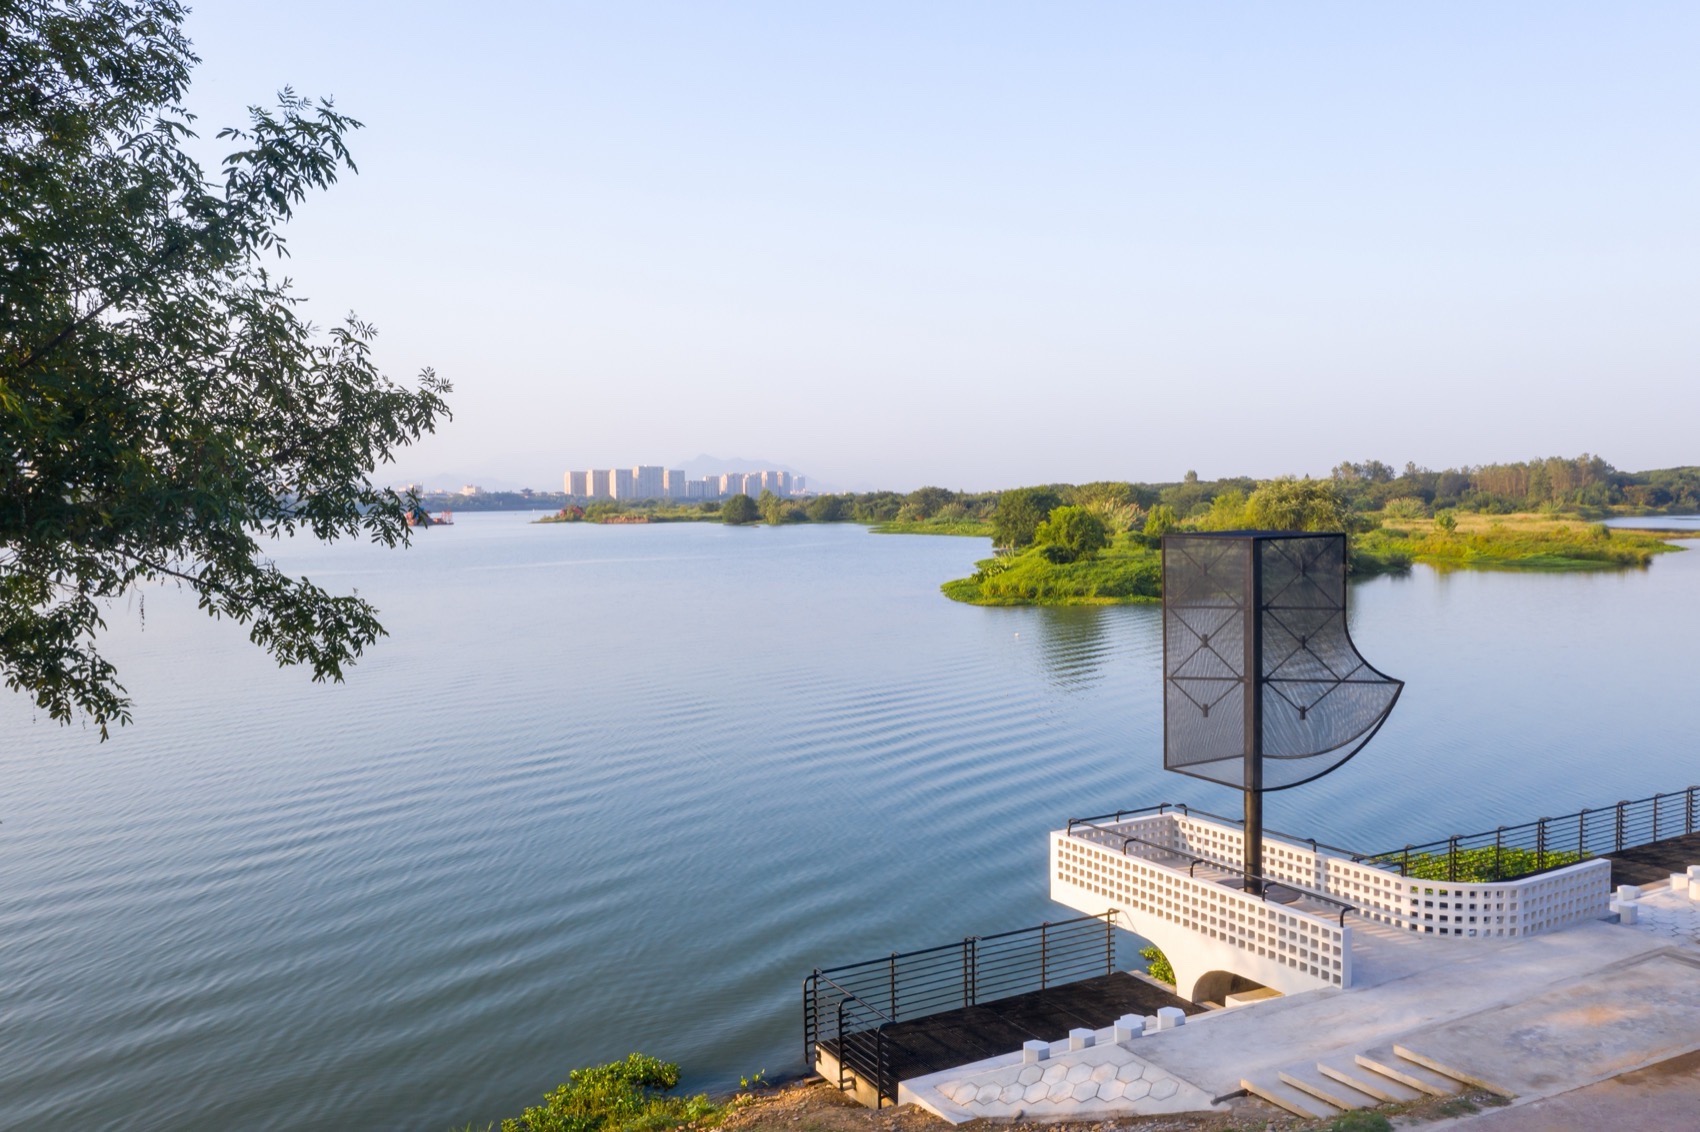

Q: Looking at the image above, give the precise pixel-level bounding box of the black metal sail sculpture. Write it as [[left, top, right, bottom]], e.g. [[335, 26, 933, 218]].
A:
[[1162, 532, 1402, 892]]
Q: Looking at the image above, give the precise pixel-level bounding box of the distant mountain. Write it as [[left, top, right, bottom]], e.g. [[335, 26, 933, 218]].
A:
[[679, 454, 809, 480]]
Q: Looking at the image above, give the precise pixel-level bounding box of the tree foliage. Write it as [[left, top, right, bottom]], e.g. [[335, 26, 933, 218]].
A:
[[1032, 505, 1108, 563], [720, 493, 758, 524], [1, 0, 450, 734], [991, 487, 1061, 550]]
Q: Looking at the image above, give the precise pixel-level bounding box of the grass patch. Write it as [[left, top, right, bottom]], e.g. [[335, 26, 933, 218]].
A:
[[1361, 512, 1679, 571], [867, 517, 995, 537], [942, 537, 1161, 605]]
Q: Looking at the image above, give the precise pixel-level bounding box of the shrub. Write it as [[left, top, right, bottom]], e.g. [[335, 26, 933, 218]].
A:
[[499, 1054, 722, 1132], [1033, 506, 1109, 563], [1138, 945, 1175, 985]]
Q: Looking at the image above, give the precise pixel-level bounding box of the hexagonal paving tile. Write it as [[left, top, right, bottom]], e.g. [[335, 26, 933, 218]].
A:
[[1123, 1079, 1151, 1100], [1065, 1063, 1093, 1083], [1071, 1080, 1099, 1102], [1115, 1061, 1145, 1082], [1017, 1066, 1042, 1086], [1089, 1063, 1118, 1083], [999, 1084, 1024, 1104], [1042, 1065, 1068, 1084], [1150, 1078, 1178, 1101], [948, 1084, 976, 1104], [1047, 1082, 1073, 1102], [976, 1084, 1001, 1104], [1098, 1080, 1125, 1101], [1024, 1082, 1049, 1104]]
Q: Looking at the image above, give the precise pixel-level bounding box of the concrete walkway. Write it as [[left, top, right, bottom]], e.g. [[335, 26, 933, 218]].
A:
[[896, 915, 1700, 1123]]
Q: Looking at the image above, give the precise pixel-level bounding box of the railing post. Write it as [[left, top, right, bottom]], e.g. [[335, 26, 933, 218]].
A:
[[1402, 846, 1411, 877], [1689, 787, 1696, 836], [1615, 801, 1626, 852], [1447, 836, 1458, 883], [1105, 913, 1114, 975], [804, 974, 817, 1070], [1653, 793, 1661, 842], [836, 999, 848, 1093], [888, 953, 897, 1022], [1040, 922, 1049, 990], [1495, 828, 1503, 880], [1537, 819, 1547, 871]]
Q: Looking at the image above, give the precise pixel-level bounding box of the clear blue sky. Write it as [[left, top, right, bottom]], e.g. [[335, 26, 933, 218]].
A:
[[182, 2, 1697, 492]]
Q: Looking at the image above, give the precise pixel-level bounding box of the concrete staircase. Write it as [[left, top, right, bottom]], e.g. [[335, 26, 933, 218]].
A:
[[1240, 1044, 1467, 1120]]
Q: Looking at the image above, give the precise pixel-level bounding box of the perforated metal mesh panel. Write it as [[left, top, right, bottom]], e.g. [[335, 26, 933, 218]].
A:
[[1163, 532, 1402, 792]]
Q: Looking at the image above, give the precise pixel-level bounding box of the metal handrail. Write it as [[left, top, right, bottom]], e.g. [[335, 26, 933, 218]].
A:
[[805, 911, 1118, 1106], [1069, 786, 1700, 885]]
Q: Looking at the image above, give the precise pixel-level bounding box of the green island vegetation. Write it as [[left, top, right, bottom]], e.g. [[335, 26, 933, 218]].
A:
[[941, 456, 1693, 607], [519, 456, 1695, 607], [465, 1053, 739, 1132]]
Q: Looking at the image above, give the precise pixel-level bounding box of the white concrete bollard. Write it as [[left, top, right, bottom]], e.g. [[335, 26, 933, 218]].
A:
[[1617, 884, 1643, 902], [1114, 1014, 1141, 1042], [1612, 900, 1640, 925], [1155, 1006, 1187, 1030], [1022, 1039, 1048, 1064], [1690, 878, 1700, 902], [1068, 1027, 1094, 1051], [1671, 873, 1689, 893]]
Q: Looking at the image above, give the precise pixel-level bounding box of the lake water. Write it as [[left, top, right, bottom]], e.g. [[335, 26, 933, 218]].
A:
[[2, 515, 1697, 1130]]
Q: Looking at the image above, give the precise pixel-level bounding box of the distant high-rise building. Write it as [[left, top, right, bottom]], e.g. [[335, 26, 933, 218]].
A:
[[633, 465, 664, 499], [588, 469, 611, 498], [564, 470, 589, 496], [686, 479, 705, 500], [611, 468, 636, 498], [794, 475, 806, 494], [663, 469, 688, 499]]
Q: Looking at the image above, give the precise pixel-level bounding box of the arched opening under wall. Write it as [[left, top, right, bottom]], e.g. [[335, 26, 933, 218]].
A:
[[1190, 969, 1270, 1007]]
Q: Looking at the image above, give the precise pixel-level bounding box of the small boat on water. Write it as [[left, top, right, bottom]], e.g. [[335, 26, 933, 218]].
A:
[[432, 510, 454, 525]]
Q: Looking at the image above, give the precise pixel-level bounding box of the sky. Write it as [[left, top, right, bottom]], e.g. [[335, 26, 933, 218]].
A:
[[180, 2, 1698, 493]]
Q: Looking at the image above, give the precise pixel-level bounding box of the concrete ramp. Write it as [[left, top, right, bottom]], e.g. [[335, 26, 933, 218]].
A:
[[1390, 947, 1700, 1098]]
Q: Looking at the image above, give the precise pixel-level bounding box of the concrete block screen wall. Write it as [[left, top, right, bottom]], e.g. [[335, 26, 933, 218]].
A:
[[1051, 831, 1350, 1001]]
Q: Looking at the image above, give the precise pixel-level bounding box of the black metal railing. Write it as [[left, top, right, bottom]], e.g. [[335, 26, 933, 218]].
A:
[[803, 912, 1116, 1107], [1363, 786, 1700, 883]]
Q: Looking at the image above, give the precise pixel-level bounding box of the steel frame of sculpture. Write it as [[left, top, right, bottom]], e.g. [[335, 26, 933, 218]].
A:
[[1162, 532, 1403, 893]]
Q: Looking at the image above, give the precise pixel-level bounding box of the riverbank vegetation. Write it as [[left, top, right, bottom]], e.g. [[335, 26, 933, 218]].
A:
[[479, 1053, 730, 1132], [942, 463, 1685, 606]]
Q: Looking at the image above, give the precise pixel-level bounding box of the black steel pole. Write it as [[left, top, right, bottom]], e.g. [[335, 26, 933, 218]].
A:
[[1243, 537, 1264, 896]]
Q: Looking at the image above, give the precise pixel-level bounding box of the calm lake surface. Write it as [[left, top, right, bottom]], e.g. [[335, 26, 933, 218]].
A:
[[3, 515, 1697, 1130]]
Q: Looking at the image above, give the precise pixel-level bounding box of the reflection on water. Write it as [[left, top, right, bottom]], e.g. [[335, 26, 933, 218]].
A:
[[1032, 607, 1117, 692]]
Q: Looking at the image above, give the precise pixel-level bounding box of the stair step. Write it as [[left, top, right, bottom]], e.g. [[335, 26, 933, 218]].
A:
[[1317, 1060, 1424, 1104], [1393, 1043, 1509, 1095], [1240, 1073, 1338, 1120], [1355, 1047, 1465, 1097], [1279, 1064, 1376, 1111]]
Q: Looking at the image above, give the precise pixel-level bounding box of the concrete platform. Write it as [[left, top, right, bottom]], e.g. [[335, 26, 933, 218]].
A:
[[1430, 1047, 1700, 1130], [1393, 948, 1700, 1097]]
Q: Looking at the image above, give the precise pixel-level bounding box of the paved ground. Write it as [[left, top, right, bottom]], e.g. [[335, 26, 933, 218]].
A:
[[1432, 1047, 1700, 1131], [1132, 918, 1674, 1097]]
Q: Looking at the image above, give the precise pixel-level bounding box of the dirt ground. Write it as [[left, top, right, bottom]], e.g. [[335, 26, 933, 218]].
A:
[[719, 1077, 1514, 1132]]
